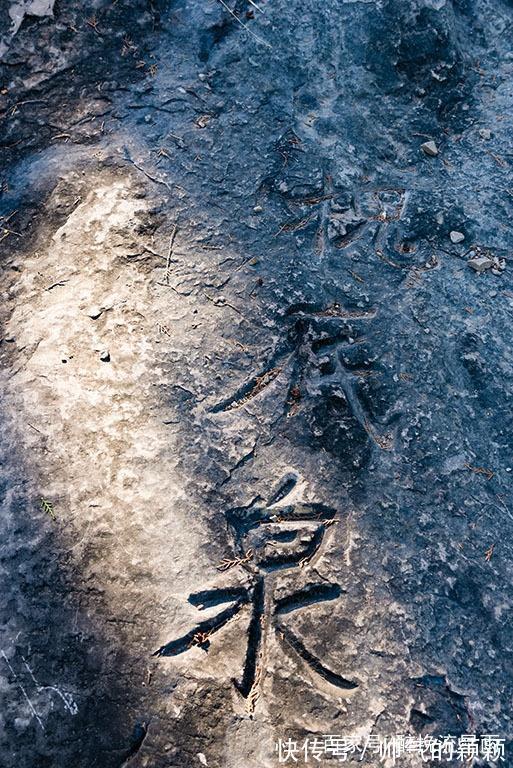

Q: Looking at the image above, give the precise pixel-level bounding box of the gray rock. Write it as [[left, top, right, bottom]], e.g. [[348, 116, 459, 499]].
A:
[[421, 140, 439, 156], [99, 349, 110, 362], [479, 128, 492, 140], [468, 255, 494, 272], [449, 230, 465, 243]]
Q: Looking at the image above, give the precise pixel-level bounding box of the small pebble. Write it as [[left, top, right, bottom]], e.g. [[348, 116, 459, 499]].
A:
[[86, 306, 103, 319], [196, 114, 211, 128], [479, 128, 492, 140], [492, 256, 506, 272], [421, 140, 439, 157], [468, 256, 493, 273], [99, 349, 110, 362], [450, 231, 465, 244]]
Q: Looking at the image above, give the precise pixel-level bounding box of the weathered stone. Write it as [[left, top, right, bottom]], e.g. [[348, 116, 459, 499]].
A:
[[420, 140, 439, 156], [468, 255, 494, 272]]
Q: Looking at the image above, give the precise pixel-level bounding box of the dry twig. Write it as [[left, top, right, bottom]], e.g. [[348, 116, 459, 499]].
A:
[[40, 498, 56, 521], [464, 463, 494, 481], [189, 630, 212, 648], [216, 549, 253, 572]]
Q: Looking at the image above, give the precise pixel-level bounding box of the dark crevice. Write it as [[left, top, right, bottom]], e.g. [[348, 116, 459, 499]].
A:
[[268, 473, 298, 505], [233, 578, 265, 699], [333, 220, 369, 249], [153, 599, 246, 657], [271, 529, 298, 544], [278, 626, 358, 691], [274, 583, 343, 615], [210, 362, 284, 413], [258, 524, 326, 571], [409, 708, 435, 730], [119, 721, 148, 768], [188, 587, 249, 610]]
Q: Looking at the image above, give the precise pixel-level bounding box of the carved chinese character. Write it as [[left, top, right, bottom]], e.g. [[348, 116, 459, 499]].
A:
[[154, 476, 357, 711]]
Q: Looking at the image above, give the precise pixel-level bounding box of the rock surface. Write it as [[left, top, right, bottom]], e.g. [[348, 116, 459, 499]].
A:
[[0, 1, 512, 767]]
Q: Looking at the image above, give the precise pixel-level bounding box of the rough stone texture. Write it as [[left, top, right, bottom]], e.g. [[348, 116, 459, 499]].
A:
[[0, 1, 512, 766]]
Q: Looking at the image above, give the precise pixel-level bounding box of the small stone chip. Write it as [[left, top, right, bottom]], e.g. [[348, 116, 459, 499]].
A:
[[492, 256, 506, 274], [450, 230, 465, 244], [421, 140, 439, 157], [99, 349, 110, 362], [479, 128, 492, 140], [468, 256, 493, 273]]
